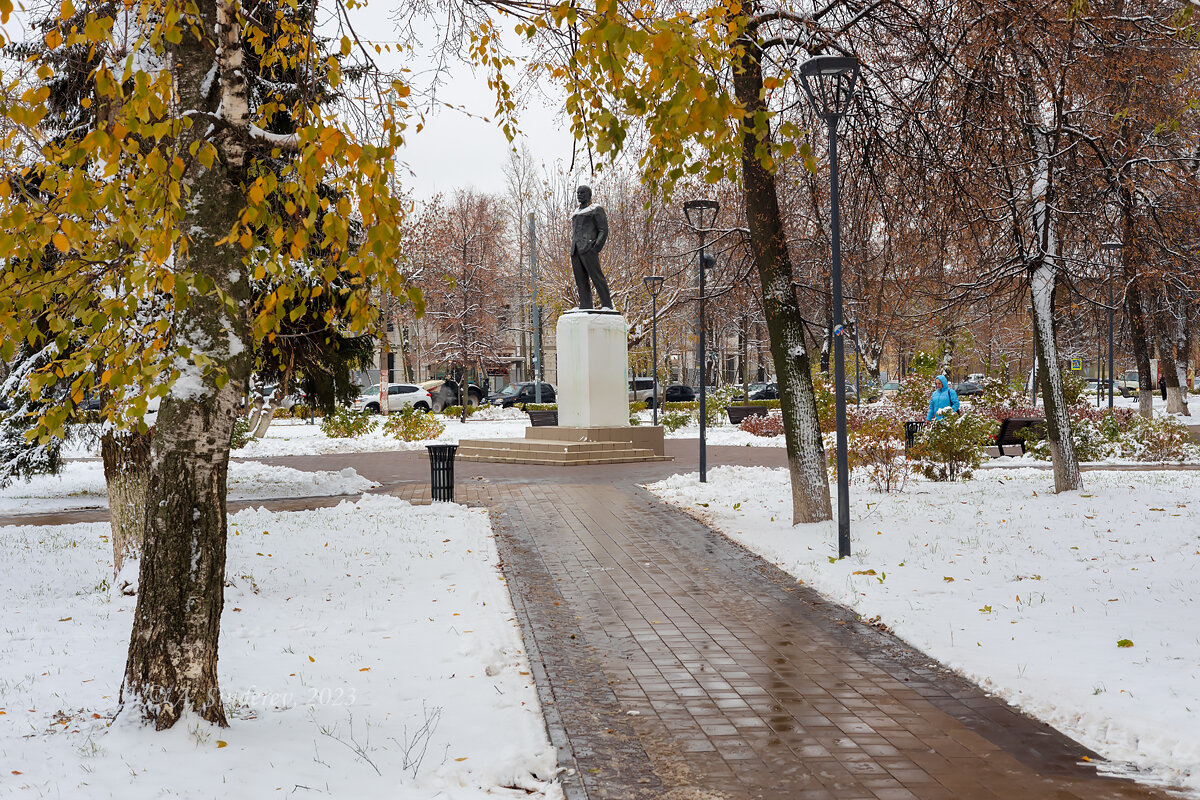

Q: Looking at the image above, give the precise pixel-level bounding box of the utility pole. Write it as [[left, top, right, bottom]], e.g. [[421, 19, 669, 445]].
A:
[[529, 213, 542, 403]]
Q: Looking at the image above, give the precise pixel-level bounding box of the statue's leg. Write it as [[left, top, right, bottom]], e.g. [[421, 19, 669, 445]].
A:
[[571, 253, 593, 309], [583, 252, 612, 308]]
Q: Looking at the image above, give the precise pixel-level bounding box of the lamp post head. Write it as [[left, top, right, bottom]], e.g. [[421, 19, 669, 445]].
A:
[[799, 55, 861, 121], [643, 275, 665, 296], [1102, 240, 1123, 252], [682, 199, 720, 231]]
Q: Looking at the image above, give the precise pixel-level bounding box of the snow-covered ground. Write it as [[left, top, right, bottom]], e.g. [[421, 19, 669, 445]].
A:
[[0, 460, 377, 515], [0, 495, 559, 799], [648, 466, 1200, 796]]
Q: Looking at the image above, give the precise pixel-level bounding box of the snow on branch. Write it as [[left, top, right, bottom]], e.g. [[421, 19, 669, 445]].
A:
[[248, 124, 300, 151]]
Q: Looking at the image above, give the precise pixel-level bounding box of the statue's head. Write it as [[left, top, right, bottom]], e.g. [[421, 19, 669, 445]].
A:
[[576, 184, 592, 206]]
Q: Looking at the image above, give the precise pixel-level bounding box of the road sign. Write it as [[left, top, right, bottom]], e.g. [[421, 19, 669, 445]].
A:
[[1070, 358, 1082, 371]]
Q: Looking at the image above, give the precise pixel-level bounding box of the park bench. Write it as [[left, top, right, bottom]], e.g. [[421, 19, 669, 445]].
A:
[[995, 417, 1046, 456], [527, 409, 559, 427], [904, 421, 926, 453], [726, 405, 769, 425]]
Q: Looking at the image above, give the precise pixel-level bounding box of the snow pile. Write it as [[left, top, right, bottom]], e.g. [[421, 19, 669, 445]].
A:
[[0, 495, 559, 798], [465, 406, 529, 422], [0, 461, 378, 515], [649, 466, 1200, 795]]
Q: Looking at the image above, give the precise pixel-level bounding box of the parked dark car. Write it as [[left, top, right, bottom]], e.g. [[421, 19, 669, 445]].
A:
[[488, 382, 556, 408], [660, 384, 695, 404], [730, 382, 768, 402], [749, 383, 778, 401], [955, 380, 984, 397]]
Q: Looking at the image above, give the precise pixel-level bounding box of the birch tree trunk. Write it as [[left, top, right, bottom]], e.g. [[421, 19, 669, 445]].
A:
[[1030, 264, 1081, 492], [1025, 119, 1080, 492], [121, 0, 252, 730], [101, 429, 152, 579], [246, 395, 263, 432], [733, 30, 831, 525], [1176, 320, 1192, 416], [253, 356, 292, 438], [1157, 295, 1191, 416]]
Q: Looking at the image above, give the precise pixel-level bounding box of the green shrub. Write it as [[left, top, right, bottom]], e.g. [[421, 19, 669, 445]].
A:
[[892, 363, 940, 420], [1061, 370, 1088, 407], [321, 407, 377, 438], [660, 410, 691, 433], [521, 403, 558, 412], [280, 405, 323, 419], [848, 414, 909, 493], [737, 399, 782, 409], [979, 376, 1025, 408], [231, 416, 253, 449], [440, 405, 483, 419], [811, 372, 837, 432], [661, 393, 735, 427], [1128, 415, 1196, 462], [1018, 410, 1196, 463], [383, 407, 445, 442], [910, 411, 993, 481]]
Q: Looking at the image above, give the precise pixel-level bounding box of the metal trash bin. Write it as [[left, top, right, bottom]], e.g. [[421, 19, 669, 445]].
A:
[[426, 444, 459, 502], [904, 420, 926, 454]]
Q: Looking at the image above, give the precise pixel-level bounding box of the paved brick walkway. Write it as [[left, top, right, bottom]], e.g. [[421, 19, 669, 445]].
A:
[[385, 478, 1177, 800]]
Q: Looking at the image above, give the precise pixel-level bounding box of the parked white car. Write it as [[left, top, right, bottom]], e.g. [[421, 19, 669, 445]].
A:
[[352, 384, 433, 414], [629, 377, 657, 404]]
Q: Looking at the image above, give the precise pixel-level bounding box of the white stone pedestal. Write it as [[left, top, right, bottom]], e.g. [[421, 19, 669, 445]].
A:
[[556, 310, 629, 428]]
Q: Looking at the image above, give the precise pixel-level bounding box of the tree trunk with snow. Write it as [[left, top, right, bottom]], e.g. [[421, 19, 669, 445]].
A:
[[246, 394, 263, 432], [734, 36, 831, 525], [101, 429, 152, 579], [1120, 204, 1156, 419], [819, 320, 832, 375], [1157, 294, 1191, 416], [253, 354, 292, 438], [252, 398, 278, 438], [1176, 320, 1192, 416], [121, 0, 252, 730], [1030, 264, 1081, 492]]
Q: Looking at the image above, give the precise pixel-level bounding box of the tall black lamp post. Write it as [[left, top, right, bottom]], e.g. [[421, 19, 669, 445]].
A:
[[800, 54, 860, 559], [1103, 240, 1122, 409], [683, 199, 719, 483], [644, 275, 665, 425]]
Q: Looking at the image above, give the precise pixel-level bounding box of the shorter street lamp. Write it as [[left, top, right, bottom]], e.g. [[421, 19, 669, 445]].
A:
[[683, 199, 720, 483], [1103, 240, 1122, 409], [800, 53, 860, 559], [643, 275, 665, 425]]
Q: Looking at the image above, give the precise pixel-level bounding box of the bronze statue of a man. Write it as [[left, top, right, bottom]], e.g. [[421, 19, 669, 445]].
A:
[[570, 184, 612, 310]]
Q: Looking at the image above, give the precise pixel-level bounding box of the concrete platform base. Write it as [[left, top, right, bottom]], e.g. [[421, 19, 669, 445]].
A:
[[526, 425, 665, 457], [457, 425, 670, 466]]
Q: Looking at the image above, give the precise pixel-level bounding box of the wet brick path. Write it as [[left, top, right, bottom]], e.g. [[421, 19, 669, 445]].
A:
[[476, 481, 1173, 800]]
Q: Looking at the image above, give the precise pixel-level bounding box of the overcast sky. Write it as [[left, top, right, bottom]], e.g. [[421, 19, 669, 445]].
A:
[[338, 2, 575, 201], [394, 66, 571, 200]]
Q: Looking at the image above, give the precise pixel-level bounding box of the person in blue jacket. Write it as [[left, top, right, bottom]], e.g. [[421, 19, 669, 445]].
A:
[[927, 374, 960, 421]]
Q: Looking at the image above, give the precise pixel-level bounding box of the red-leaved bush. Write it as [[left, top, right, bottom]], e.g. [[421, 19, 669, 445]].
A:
[[740, 412, 785, 437]]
